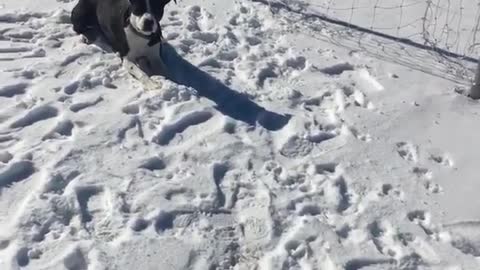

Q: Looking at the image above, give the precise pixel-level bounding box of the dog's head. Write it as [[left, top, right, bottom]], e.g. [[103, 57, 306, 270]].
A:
[[126, 0, 176, 36]]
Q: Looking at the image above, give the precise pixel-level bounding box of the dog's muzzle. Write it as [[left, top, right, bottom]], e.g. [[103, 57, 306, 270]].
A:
[[141, 15, 156, 32]]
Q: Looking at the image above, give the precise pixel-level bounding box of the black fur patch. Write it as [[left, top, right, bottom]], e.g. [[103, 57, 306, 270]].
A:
[[71, 0, 177, 56]]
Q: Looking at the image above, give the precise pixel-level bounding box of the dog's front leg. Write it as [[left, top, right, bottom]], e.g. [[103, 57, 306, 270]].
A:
[[123, 59, 162, 90], [71, 0, 99, 43], [135, 56, 154, 76], [81, 28, 99, 44]]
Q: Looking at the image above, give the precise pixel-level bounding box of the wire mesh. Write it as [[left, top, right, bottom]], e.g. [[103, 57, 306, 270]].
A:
[[253, 0, 480, 83]]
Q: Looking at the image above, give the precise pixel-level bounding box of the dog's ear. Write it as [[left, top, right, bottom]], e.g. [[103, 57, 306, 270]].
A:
[[151, 0, 176, 15], [123, 7, 131, 27]]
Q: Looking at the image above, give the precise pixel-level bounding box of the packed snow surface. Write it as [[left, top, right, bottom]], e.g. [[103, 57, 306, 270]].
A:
[[0, 0, 479, 269]]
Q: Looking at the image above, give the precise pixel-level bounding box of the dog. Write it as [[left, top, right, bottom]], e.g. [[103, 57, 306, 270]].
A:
[[71, 0, 176, 61]]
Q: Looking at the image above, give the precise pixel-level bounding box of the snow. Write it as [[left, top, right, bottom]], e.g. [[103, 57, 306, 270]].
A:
[[0, 0, 480, 269]]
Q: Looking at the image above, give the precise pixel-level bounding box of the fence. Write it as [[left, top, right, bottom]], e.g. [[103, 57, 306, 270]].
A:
[[313, 0, 480, 59], [254, 0, 480, 94]]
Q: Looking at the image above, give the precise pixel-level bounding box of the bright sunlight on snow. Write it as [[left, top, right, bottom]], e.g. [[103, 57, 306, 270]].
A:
[[0, 0, 480, 269]]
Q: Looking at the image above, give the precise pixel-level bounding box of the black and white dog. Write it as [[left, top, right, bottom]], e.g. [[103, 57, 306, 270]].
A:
[[71, 0, 175, 75]]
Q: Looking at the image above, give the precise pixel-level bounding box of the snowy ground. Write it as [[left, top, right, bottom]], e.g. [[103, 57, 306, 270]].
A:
[[1, 0, 480, 269]]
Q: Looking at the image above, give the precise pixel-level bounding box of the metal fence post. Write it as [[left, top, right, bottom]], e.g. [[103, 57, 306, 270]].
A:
[[469, 58, 480, 99]]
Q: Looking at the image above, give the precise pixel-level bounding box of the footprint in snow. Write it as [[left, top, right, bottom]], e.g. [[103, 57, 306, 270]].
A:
[[396, 142, 418, 163], [152, 110, 213, 146], [444, 220, 480, 257], [0, 160, 35, 190], [0, 82, 29, 98], [320, 62, 355, 76], [429, 153, 454, 167], [75, 185, 104, 224], [69, 96, 104, 112], [186, 6, 203, 32], [43, 119, 75, 140], [10, 105, 58, 129]]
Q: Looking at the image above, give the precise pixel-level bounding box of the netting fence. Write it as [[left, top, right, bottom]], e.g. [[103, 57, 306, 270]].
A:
[[254, 0, 480, 86], [316, 0, 480, 60]]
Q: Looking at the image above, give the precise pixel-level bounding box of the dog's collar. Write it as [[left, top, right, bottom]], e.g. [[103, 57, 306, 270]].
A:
[[127, 24, 162, 46], [127, 24, 151, 39]]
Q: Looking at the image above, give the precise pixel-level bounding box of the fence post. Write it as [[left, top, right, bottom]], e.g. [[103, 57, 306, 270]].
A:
[[469, 58, 480, 99]]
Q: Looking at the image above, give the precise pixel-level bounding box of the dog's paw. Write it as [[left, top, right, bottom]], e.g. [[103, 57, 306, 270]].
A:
[[81, 35, 96, 45], [117, 53, 125, 62], [81, 30, 98, 45]]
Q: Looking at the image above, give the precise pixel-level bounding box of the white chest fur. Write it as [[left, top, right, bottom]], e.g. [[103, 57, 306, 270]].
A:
[[123, 26, 168, 76], [124, 26, 160, 61]]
